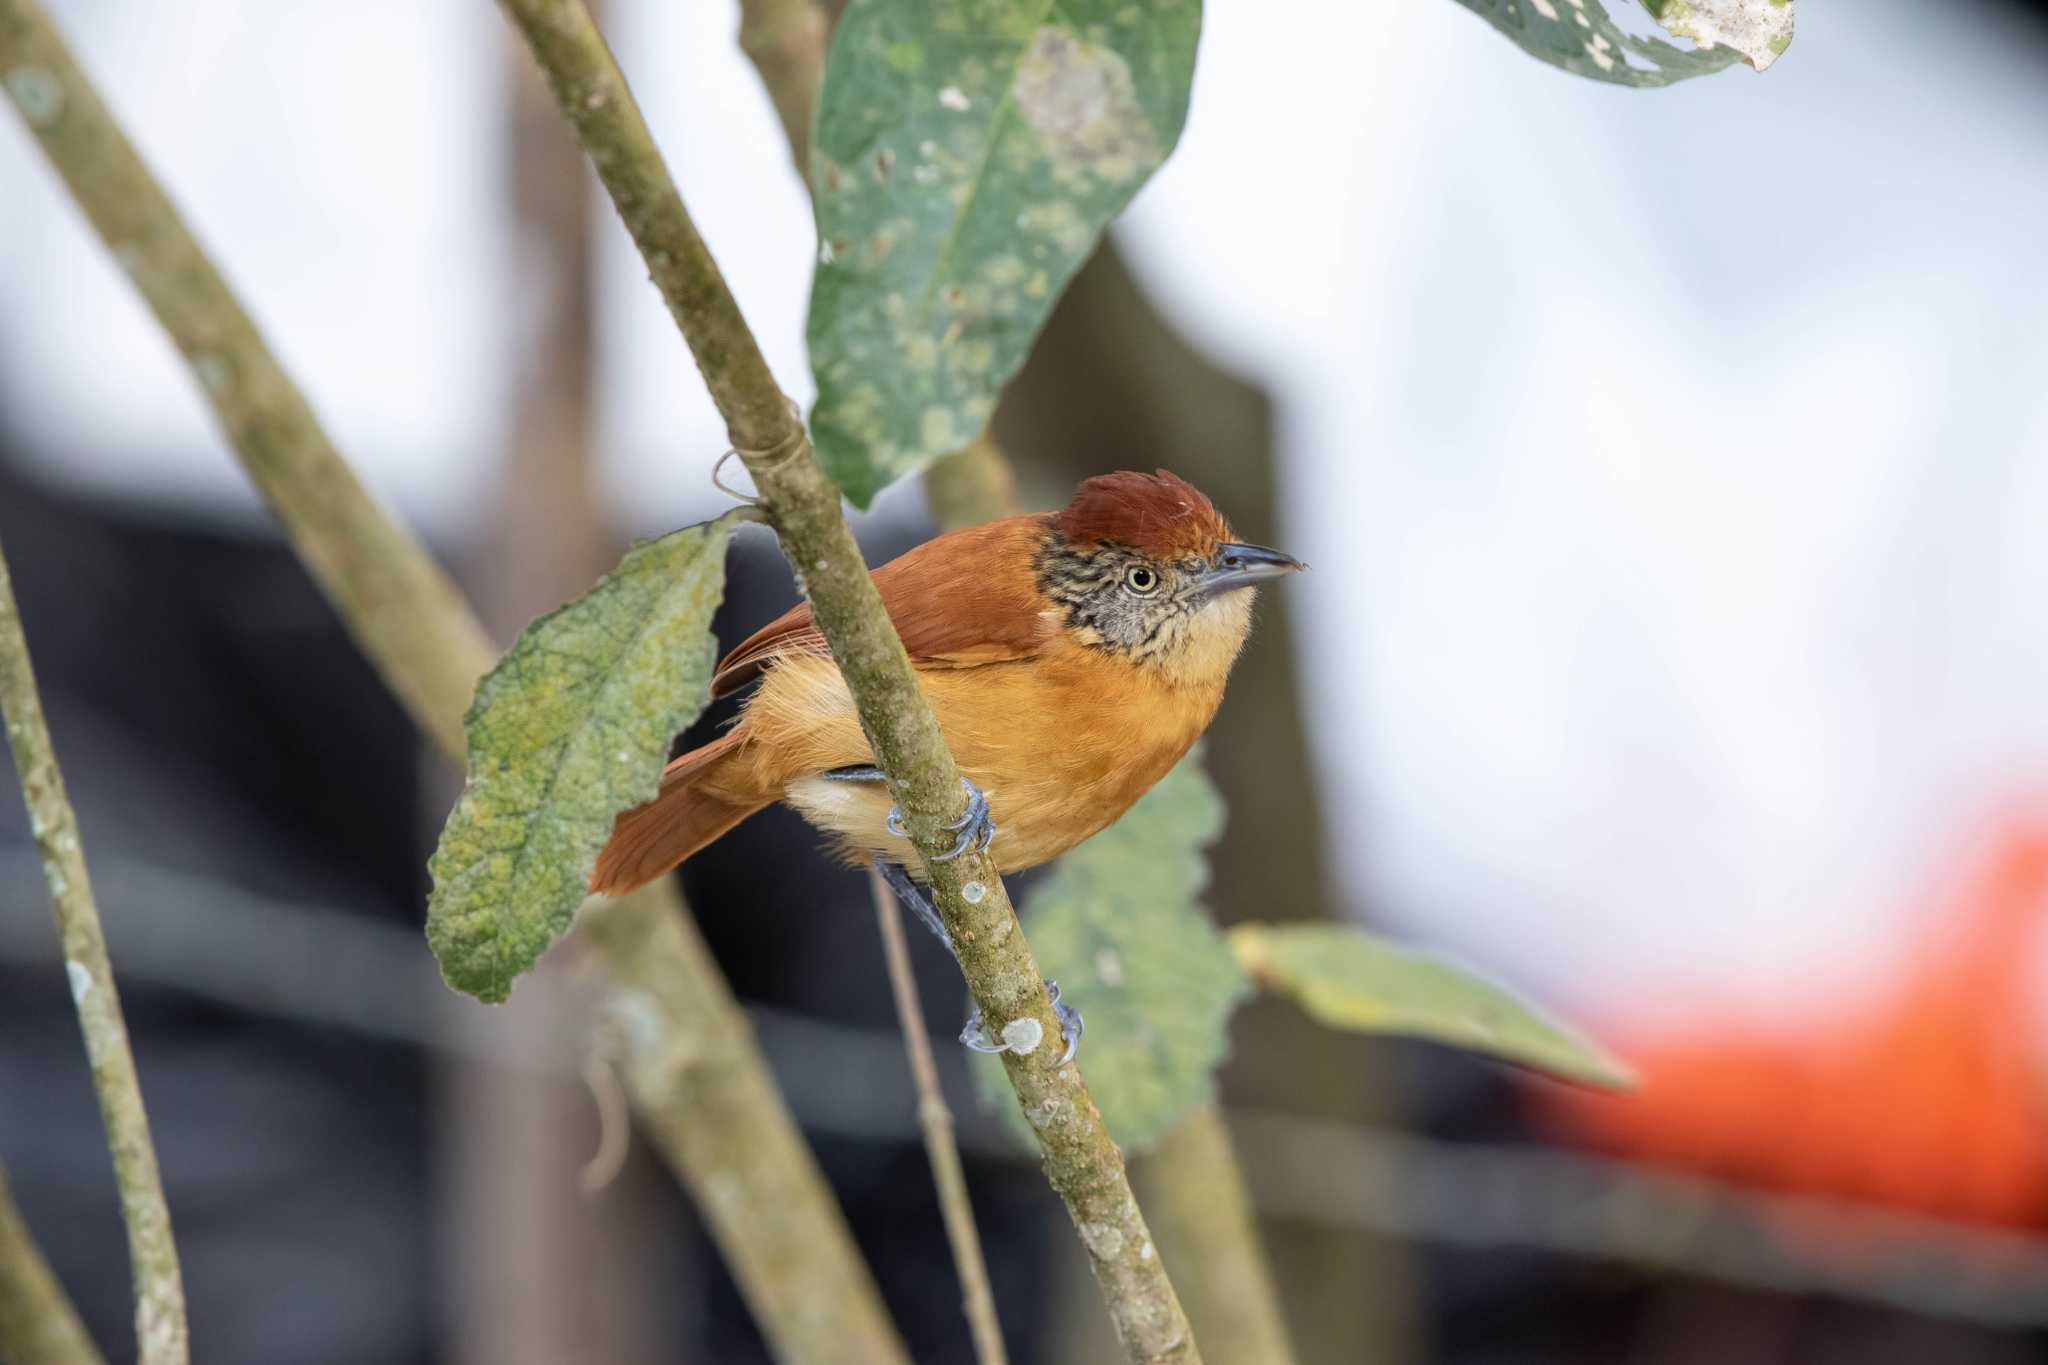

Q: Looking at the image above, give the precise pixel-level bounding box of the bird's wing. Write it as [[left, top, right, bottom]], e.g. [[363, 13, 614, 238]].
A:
[[711, 514, 1054, 698]]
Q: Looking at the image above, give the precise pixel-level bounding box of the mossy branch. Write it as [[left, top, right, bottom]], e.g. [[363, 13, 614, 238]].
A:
[[0, 0, 487, 760], [735, 11, 1293, 1355], [867, 871, 1009, 1365], [0, 1163, 104, 1365], [498, 2, 1199, 1357], [0, 537, 187, 1364], [0, 5, 905, 1360]]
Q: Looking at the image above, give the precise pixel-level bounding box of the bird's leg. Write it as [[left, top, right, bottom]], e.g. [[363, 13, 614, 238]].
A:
[[872, 855, 952, 951], [822, 766, 996, 861], [869, 856, 1084, 1065]]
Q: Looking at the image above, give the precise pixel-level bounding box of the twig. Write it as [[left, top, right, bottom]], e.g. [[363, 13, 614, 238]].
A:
[[576, 1043, 631, 1195], [0, 0, 487, 761], [1144, 1108, 1298, 1364], [736, 0, 828, 175], [867, 870, 1010, 1365], [736, 21, 1286, 1356], [736, 18, 1007, 1354], [0, 1164, 103, 1365], [497, 4, 1200, 1358], [0, 537, 187, 1364], [0, 7, 907, 1362]]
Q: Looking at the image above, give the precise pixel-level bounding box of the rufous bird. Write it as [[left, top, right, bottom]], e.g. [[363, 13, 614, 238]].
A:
[[590, 469, 1301, 1051]]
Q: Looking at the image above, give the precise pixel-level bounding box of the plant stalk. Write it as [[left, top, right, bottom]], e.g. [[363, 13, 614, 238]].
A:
[[0, 6, 906, 1360], [496, 3, 1199, 1357], [737, 0, 828, 174], [0, 1164, 104, 1365], [867, 871, 1009, 1365], [0, 536, 187, 1364], [731, 12, 1292, 1359], [1144, 1107, 1298, 1364]]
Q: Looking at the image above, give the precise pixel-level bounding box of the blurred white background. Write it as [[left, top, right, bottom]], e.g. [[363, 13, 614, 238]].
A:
[[4, 0, 2045, 1035]]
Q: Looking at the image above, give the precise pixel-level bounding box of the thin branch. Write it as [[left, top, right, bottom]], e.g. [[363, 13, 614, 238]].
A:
[[0, 1164, 103, 1365], [867, 870, 1009, 1365], [732, 14, 1293, 1359], [497, 4, 1200, 1358], [1144, 1108, 1298, 1365], [0, 1, 487, 760], [0, 537, 187, 1364], [737, 0, 828, 174], [571, 891, 907, 1362], [0, 6, 906, 1361], [739, 11, 1006, 1352]]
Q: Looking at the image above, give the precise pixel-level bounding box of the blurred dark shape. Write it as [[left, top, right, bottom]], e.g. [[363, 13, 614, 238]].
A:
[[0, 466, 435, 1364], [0, 459, 1058, 1364]]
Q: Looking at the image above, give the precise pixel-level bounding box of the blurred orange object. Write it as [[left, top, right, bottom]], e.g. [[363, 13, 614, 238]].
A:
[[1542, 823, 2048, 1228]]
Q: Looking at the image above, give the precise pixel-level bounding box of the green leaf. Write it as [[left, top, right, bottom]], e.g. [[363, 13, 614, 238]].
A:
[[1232, 923, 1633, 1089], [1646, 0, 1793, 72], [1447, 0, 1755, 86], [807, 0, 1200, 506], [972, 753, 1250, 1153], [426, 512, 746, 1003]]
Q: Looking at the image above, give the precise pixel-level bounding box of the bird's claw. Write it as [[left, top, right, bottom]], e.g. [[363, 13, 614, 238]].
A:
[[961, 979, 1083, 1066], [885, 776, 996, 861]]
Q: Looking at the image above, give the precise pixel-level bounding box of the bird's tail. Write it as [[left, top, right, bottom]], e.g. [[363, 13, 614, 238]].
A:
[[590, 729, 766, 897]]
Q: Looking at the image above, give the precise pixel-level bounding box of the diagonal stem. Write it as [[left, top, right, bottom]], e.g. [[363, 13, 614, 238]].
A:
[[496, 3, 1200, 1358], [733, 8, 1296, 1359], [0, 1162, 103, 1365], [0, 5, 906, 1360], [0, 536, 187, 1364], [867, 870, 1009, 1365]]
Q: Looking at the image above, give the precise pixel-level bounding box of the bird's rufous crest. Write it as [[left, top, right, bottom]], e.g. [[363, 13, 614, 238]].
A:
[[1053, 469, 1232, 560]]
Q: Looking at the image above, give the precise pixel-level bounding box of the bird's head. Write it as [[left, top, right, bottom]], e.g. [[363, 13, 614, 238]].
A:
[[1035, 470, 1303, 687]]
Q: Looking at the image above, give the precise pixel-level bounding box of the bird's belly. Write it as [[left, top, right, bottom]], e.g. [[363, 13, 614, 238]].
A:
[[784, 771, 1119, 876], [783, 705, 1199, 877], [756, 651, 1220, 878]]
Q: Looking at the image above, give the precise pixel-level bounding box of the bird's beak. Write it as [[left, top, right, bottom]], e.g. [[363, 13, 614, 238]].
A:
[[1201, 542, 1305, 597]]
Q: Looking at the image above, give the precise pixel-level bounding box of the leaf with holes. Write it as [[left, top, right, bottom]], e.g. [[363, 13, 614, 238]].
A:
[[1646, 0, 1793, 72], [1232, 923, 1633, 1088], [426, 511, 746, 1003], [971, 752, 1249, 1153], [806, 0, 1200, 507], [1448, 0, 1789, 85]]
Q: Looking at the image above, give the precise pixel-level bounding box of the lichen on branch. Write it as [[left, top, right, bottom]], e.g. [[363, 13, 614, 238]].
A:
[[499, 1, 1201, 1356], [0, 533, 187, 1365], [0, 3, 905, 1358]]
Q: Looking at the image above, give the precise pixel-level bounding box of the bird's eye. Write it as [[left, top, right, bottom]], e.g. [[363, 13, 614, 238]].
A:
[[1123, 565, 1160, 595]]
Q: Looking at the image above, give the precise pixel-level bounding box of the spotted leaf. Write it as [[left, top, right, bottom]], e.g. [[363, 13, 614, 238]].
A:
[[807, 0, 1200, 506], [426, 512, 746, 1003], [1449, 0, 1788, 86]]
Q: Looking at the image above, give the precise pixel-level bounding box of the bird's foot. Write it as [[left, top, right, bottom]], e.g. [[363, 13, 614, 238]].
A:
[[962, 979, 1084, 1066], [824, 766, 997, 862], [876, 775, 995, 862]]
